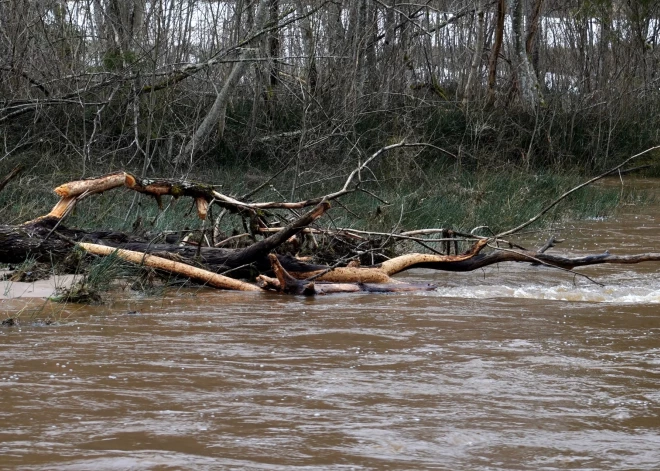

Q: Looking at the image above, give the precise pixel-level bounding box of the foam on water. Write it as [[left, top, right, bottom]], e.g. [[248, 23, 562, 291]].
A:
[[431, 283, 660, 304]]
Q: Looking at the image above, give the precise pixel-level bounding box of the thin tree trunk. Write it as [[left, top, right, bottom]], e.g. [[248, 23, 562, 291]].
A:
[[294, 0, 318, 95], [463, 1, 486, 105], [380, 0, 396, 108], [487, 0, 505, 105], [510, 0, 542, 111], [525, 0, 543, 73], [268, 0, 280, 89], [174, 0, 268, 166], [597, 2, 612, 89], [263, 0, 280, 123], [349, 0, 367, 104]]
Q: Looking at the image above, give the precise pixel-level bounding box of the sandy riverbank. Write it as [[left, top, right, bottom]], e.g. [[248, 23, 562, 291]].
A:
[[0, 273, 79, 300]]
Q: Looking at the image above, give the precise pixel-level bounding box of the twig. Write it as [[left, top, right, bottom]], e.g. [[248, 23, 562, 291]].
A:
[[210, 139, 414, 210], [240, 160, 293, 200], [487, 243, 604, 286], [359, 188, 390, 205], [215, 233, 251, 247], [497, 145, 660, 238], [220, 263, 256, 277]]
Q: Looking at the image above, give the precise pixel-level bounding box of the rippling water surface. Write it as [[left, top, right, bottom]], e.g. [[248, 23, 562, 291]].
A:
[[1, 182, 660, 470]]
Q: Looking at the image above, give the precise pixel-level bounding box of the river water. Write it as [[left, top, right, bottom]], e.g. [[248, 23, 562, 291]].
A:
[[1, 183, 660, 470]]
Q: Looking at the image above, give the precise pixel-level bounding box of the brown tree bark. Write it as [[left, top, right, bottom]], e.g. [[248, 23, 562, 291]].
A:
[[487, 0, 505, 106]]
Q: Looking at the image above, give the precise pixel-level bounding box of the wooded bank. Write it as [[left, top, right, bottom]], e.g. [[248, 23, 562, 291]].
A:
[[3, 0, 660, 183]]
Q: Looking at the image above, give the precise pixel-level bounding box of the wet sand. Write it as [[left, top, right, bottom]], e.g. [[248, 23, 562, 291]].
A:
[[0, 272, 78, 300]]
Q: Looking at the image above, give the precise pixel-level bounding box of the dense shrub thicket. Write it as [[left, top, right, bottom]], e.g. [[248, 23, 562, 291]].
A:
[[1, 0, 659, 180]]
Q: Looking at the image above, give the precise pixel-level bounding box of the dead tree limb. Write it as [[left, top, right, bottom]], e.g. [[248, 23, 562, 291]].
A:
[[126, 141, 424, 216], [78, 243, 262, 292], [258, 254, 437, 295], [28, 172, 127, 224], [486, 243, 605, 286], [399, 249, 660, 272], [220, 201, 330, 268], [38, 140, 424, 225], [124, 172, 250, 216], [284, 239, 489, 282], [54, 172, 126, 198], [0, 165, 22, 193], [497, 145, 660, 238], [205, 140, 432, 211]]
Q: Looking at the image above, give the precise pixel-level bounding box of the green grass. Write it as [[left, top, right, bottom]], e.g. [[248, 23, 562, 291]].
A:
[[317, 171, 650, 236], [49, 248, 151, 304], [0, 153, 652, 244]]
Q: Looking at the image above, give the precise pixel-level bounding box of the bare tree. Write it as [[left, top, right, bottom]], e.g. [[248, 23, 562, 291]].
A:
[[463, 0, 487, 105], [510, 0, 542, 110], [174, 0, 268, 167]]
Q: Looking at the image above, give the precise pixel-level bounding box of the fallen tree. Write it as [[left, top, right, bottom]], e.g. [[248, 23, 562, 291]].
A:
[[1, 144, 659, 297]]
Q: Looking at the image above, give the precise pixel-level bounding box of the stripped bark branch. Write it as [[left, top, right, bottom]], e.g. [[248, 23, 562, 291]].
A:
[[78, 243, 262, 292]]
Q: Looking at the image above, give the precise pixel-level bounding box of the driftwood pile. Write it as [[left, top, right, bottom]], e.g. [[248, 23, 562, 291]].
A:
[[1, 143, 660, 296]]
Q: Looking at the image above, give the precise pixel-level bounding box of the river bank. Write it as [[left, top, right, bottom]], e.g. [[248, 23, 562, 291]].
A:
[[0, 165, 655, 306]]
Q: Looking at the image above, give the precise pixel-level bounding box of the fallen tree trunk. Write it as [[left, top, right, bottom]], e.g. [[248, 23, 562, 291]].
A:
[[0, 219, 78, 263], [2, 200, 330, 272]]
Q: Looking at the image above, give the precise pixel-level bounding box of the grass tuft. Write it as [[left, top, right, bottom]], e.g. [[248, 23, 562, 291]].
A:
[[50, 250, 131, 304]]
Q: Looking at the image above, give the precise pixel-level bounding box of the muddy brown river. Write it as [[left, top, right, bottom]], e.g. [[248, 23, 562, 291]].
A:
[[2, 182, 660, 470]]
